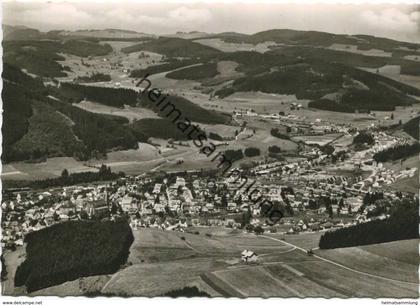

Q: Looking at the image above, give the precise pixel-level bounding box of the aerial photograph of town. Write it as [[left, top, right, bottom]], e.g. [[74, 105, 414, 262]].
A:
[[0, 0, 419, 303]]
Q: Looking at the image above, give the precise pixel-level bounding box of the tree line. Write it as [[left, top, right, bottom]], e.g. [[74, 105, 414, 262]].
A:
[[319, 198, 418, 249], [30, 165, 124, 189], [373, 142, 420, 163]]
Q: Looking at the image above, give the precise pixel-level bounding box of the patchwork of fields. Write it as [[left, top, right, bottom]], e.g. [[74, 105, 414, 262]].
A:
[[201, 235, 419, 298], [13, 228, 416, 297]]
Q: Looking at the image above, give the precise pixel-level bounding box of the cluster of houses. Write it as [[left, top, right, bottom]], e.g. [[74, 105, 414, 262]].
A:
[[2, 113, 417, 250]]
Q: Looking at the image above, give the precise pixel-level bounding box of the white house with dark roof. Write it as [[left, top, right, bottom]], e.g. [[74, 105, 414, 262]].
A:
[[241, 250, 258, 263]]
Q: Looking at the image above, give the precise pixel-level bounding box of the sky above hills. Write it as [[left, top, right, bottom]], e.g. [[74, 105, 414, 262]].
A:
[[3, 1, 420, 43]]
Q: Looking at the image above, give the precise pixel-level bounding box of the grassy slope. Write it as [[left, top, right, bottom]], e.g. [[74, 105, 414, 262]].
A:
[[317, 239, 418, 283]]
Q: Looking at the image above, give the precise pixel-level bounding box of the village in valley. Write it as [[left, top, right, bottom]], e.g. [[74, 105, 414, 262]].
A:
[[2, 109, 417, 249], [2, 103, 419, 296], [1, 3, 420, 298]]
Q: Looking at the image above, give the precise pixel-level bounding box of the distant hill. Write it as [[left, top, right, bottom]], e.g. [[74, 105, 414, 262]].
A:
[[3, 39, 112, 77], [215, 58, 420, 112], [3, 24, 156, 40], [209, 40, 420, 112], [58, 28, 156, 39], [219, 29, 420, 51], [163, 31, 212, 40], [121, 37, 221, 58], [3, 24, 44, 40]]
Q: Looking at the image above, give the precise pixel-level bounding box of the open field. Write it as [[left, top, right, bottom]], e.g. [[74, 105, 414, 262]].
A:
[[203, 234, 418, 298], [216, 60, 243, 78], [1, 157, 95, 181], [389, 175, 419, 194], [74, 101, 159, 122], [3, 227, 418, 297], [100, 229, 296, 296], [30, 275, 111, 297], [383, 155, 419, 193], [225, 125, 298, 153], [292, 133, 343, 146], [361, 66, 420, 90], [265, 259, 417, 297], [147, 68, 202, 92], [359, 239, 419, 265], [89, 146, 201, 175], [404, 55, 420, 62], [279, 232, 323, 249], [214, 91, 307, 114], [384, 154, 419, 172], [301, 106, 420, 128], [316, 239, 418, 283], [1, 145, 194, 181], [328, 44, 392, 57], [194, 38, 278, 53], [57, 49, 165, 84], [210, 264, 344, 297], [1, 164, 31, 180], [197, 123, 240, 139], [101, 259, 225, 297], [396, 74, 420, 90]]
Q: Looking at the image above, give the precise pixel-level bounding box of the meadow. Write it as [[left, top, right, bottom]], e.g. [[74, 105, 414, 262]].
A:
[[4, 228, 415, 297]]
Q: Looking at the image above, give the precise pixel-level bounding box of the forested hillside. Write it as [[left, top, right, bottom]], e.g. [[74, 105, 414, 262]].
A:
[[122, 37, 221, 58], [216, 60, 420, 112], [2, 62, 230, 163], [403, 116, 420, 140], [3, 40, 112, 77], [2, 64, 138, 162]]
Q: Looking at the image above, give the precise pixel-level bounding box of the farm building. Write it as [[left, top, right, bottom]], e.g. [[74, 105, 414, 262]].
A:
[[241, 250, 258, 263]]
